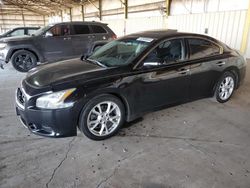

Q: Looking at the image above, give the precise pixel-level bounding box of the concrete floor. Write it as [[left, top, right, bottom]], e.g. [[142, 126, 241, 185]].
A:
[[0, 61, 250, 188]]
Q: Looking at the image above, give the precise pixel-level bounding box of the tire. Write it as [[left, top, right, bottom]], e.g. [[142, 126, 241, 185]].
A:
[[215, 71, 236, 103], [78, 94, 125, 140], [11, 50, 37, 72]]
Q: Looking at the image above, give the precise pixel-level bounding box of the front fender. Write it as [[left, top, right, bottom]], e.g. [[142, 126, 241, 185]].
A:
[[6, 45, 45, 63]]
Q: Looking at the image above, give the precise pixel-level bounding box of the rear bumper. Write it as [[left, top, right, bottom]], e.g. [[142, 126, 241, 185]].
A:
[[16, 105, 78, 138]]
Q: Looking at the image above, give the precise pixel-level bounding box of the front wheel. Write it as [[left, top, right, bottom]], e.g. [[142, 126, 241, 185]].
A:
[[79, 94, 125, 140], [11, 50, 37, 72], [215, 72, 236, 103]]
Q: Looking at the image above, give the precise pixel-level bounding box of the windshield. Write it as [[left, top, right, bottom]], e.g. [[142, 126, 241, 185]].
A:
[[33, 25, 53, 36], [88, 37, 154, 67]]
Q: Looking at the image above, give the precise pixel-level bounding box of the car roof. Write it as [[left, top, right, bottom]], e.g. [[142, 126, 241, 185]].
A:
[[52, 21, 107, 25], [126, 29, 178, 38], [125, 29, 219, 42], [12, 26, 40, 29]]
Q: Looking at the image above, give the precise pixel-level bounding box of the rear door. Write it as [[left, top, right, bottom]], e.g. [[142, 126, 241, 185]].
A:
[[70, 24, 92, 56], [187, 38, 224, 99]]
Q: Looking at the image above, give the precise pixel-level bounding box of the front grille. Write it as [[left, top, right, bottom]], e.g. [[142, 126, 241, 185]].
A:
[[17, 88, 25, 105]]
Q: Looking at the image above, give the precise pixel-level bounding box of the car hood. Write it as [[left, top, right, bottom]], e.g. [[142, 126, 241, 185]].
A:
[[25, 58, 107, 89], [0, 35, 32, 42]]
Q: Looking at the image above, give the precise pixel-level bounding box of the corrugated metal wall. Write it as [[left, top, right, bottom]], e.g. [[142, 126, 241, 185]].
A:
[[168, 10, 247, 51], [102, 16, 167, 37], [0, 11, 45, 33]]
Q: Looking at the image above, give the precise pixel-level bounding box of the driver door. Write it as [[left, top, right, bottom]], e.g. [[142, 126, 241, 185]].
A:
[[134, 38, 191, 112], [36, 24, 74, 62]]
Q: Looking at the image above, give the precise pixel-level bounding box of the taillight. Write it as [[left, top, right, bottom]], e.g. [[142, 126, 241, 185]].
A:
[[111, 34, 117, 39]]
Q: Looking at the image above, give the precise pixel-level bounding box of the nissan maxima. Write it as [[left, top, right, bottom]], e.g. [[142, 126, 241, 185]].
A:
[[15, 30, 247, 140]]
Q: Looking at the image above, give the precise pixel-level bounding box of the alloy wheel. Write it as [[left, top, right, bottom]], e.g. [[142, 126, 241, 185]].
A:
[[87, 101, 121, 136], [15, 54, 35, 71], [218, 76, 235, 100]]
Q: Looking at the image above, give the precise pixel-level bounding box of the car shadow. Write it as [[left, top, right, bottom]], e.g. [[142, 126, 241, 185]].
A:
[[122, 117, 143, 129]]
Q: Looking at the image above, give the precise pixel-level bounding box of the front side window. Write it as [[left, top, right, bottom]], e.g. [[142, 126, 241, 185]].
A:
[[88, 37, 152, 67], [48, 25, 70, 36], [73, 24, 90, 35], [9, 29, 25, 36], [188, 38, 220, 59], [91, 25, 107, 34], [33, 25, 52, 36], [143, 39, 184, 66], [49, 25, 61, 36]]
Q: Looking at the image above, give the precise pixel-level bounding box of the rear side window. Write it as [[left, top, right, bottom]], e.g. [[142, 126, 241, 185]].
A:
[[188, 38, 220, 59], [27, 29, 38, 35], [73, 25, 90, 35], [91, 25, 107, 34]]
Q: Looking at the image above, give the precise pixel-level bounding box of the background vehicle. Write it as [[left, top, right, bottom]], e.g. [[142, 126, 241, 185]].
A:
[[15, 30, 247, 140], [0, 22, 116, 72], [0, 27, 40, 39]]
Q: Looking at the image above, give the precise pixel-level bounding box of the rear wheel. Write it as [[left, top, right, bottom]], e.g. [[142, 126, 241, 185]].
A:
[[11, 50, 37, 72], [79, 94, 125, 140], [215, 72, 236, 103]]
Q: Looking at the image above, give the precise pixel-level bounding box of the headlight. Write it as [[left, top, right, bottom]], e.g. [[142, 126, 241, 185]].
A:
[[0, 43, 6, 49], [36, 88, 76, 109]]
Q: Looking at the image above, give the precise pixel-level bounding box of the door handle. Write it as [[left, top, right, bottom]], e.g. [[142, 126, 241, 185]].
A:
[[63, 37, 71, 40], [177, 68, 190, 74], [216, 61, 225, 66]]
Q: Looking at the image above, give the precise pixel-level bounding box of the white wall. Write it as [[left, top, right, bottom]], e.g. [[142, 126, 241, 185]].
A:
[[0, 13, 45, 33], [168, 10, 247, 51], [246, 31, 250, 58], [171, 0, 249, 15], [103, 16, 167, 37]]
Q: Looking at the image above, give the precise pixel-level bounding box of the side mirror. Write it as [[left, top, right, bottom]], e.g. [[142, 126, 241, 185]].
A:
[[80, 54, 89, 61], [45, 31, 53, 37]]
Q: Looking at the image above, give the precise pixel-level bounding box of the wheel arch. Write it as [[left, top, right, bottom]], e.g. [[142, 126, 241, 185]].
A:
[[212, 66, 240, 95], [105, 92, 131, 122], [78, 90, 132, 125], [224, 66, 240, 88], [7, 47, 43, 63]]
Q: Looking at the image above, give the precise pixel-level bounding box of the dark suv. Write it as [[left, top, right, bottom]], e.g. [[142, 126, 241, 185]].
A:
[[0, 22, 116, 72]]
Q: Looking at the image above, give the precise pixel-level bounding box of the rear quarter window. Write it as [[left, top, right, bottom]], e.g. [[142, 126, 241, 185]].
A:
[[188, 38, 220, 59], [91, 25, 107, 34]]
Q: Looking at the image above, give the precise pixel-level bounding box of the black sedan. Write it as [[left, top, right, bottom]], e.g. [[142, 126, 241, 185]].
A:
[[15, 30, 247, 140]]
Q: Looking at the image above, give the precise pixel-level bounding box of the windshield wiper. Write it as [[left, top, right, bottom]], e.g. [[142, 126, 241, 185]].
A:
[[86, 58, 107, 68]]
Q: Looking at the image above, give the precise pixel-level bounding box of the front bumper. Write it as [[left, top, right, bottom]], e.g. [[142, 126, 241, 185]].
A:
[[15, 87, 78, 138], [0, 48, 9, 69], [16, 105, 78, 137]]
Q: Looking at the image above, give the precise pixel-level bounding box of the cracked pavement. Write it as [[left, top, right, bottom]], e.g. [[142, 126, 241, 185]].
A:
[[0, 61, 250, 188]]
